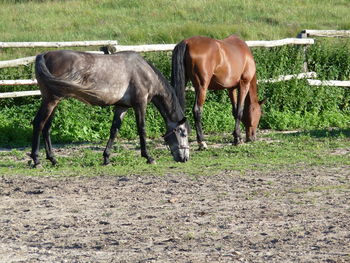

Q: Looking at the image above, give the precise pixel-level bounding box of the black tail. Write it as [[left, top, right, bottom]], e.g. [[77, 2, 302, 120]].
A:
[[171, 40, 187, 111], [35, 53, 55, 84], [35, 53, 89, 97]]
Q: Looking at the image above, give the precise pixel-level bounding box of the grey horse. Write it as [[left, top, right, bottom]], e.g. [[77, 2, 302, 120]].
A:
[[31, 50, 189, 167]]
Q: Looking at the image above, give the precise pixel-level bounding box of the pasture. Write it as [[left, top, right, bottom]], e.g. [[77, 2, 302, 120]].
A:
[[0, 0, 350, 262]]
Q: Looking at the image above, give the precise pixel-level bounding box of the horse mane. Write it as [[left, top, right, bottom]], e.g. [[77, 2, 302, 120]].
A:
[[146, 60, 185, 118]]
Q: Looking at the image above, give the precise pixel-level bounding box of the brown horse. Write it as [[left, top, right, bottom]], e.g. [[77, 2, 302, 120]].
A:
[[171, 35, 265, 149]]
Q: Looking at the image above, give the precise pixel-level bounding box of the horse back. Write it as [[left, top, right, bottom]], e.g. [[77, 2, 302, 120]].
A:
[[36, 50, 151, 106], [219, 35, 256, 84], [183, 35, 256, 88]]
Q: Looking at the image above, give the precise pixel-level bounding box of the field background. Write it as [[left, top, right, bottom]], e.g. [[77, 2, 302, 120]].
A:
[[0, 2, 349, 262]]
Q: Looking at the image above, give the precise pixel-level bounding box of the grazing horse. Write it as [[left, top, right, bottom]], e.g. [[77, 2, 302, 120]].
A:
[[171, 35, 265, 149], [31, 50, 189, 167]]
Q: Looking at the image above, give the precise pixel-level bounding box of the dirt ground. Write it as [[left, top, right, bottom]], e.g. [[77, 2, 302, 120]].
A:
[[0, 165, 349, 262]]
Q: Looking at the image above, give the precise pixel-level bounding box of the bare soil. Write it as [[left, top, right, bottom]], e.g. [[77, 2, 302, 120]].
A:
[[0, 166, 349, 262]]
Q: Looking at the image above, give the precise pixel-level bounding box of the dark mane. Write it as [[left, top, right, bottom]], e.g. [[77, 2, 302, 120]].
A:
[[146, 60, 185, 119]]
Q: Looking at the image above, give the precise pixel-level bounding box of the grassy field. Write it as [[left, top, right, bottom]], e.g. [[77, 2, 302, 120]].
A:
[[1, 129, 349, 177], [1, 0, 349, 42], [0, 0, 349, 59]]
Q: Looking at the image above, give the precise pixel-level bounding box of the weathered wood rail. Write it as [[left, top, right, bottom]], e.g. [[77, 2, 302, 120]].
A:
[[298, 29, 350, 38], [1, 35, 349, 99]]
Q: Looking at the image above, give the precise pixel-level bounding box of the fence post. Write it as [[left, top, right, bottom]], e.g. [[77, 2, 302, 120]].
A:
[[297, 30, 309, 72]]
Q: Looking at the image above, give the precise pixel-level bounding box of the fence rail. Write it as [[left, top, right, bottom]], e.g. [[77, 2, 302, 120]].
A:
[[0, 90, 41, 99], [0, 36, 349, 99], [0, 40, 118, 49], [257, 72, 317, 84], [307, 79, 350, 87], [108, 38, 314, 53], [0, 79, 37, 86], [0, 72, 320, 99], [0, 51, 105, 69], [0, 38, 314, 69], [298, 29, 350, 38]]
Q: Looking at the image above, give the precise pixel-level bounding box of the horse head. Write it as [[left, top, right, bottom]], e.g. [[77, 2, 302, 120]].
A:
[[243, 99, 266, 142], [163, 118, 190, 162]]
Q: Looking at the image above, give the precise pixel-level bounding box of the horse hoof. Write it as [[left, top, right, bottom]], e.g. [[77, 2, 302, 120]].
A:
[[49, 158, 57, 166], [198, 142, 208, 150], [147, 158, 156, 164], [29, 160, 42, 169], [233, 139, 242, 146], [246, 137, 256, 143]]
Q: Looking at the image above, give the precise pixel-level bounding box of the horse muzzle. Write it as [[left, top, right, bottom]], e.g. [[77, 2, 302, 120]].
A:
[[172, 146, 190, 162]]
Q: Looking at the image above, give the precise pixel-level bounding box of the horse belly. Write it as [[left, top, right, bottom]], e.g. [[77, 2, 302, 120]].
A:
[[96, 84, 131, 106], [210, 74, 240, 89], [71, 82, 130, 106]]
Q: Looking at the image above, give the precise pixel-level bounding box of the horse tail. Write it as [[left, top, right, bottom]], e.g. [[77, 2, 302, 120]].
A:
[[35, 53, 55, 85], [35, 53, 88, 97], [171, 40, 187, 111]]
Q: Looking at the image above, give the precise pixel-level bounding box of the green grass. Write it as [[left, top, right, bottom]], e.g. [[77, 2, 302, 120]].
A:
[[0, 0, 350, 59], [1, 129, 349, 177], [1, 0, 350, 43]]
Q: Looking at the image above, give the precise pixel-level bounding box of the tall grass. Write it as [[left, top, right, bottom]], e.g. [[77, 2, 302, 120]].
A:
[[1, 1, 349, 46]]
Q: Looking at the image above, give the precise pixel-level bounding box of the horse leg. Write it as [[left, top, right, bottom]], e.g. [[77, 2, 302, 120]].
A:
[[233, 80, 249, 145], [103, 107, 128, 165], [228, 87, 238, 119], [134, 105, 154, 164], [193, 86, 208, 150], [228, 87, 239, 144], [42, 106, 59, 165], [31, 99, 59, 167]]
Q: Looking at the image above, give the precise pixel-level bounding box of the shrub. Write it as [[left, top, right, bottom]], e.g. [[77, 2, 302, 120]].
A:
[[0, 41, 349, 146]]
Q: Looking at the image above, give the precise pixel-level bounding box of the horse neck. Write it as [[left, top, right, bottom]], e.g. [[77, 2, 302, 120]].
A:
[[152, 83, 184, 126], [248, 74, 259, 104]]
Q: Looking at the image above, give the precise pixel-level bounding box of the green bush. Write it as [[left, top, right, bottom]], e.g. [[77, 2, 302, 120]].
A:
[[0, 41, 350, 146]]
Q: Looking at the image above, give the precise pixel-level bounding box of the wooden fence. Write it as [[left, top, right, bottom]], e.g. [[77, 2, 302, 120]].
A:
[[0, 32, 349, 99], [298, 29, 350, 38]]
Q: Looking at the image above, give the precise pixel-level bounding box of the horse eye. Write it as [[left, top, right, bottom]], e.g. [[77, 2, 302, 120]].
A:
[[180, 128, 187, 137]]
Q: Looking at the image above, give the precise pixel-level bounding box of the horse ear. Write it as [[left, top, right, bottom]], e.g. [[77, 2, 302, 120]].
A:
[[259, 98, 267, 105], [179, 117, 191, 134], [179, 117, 187, 125]]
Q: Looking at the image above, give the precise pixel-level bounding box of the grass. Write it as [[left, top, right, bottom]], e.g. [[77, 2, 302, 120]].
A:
[[1, 0, 349, 41], [0, 0, 350, 59], [1, 129, 349, 177]]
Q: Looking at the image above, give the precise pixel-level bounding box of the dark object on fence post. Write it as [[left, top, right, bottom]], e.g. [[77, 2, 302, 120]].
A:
[[101, 45, 117, 54], [297, 30, 309, 39], [100, 46, 110, 54], [297, 30, 309, 72]]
